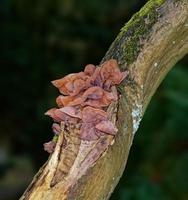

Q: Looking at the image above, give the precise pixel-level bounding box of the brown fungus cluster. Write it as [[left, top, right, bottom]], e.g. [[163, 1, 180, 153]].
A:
[[44, 59, 128, 152]]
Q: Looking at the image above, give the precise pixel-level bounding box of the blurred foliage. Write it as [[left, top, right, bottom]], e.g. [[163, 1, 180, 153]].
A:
[[0, 0, 187, 199]]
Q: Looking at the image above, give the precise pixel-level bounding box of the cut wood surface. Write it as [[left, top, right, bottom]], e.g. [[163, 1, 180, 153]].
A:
[[20, 0, 188, 199]]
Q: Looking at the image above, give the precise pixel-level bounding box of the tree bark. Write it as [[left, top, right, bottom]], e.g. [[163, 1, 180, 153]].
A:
[[20, 0, 188, 199]]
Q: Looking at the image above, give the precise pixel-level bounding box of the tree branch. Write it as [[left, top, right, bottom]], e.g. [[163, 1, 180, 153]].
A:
[[20, 0, 188, 199]]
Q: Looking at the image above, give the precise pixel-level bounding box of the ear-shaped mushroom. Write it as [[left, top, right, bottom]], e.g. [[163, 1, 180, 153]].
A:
[[45, 107, 81, 124], [79, 123, 99, 140], [100, 59, 128, 86], [81, 106, 108, 123], [83, 86, 117, 108], [84, 64, 96, 76], [83, 86, 118, 107], [80, 106, 117, 140], [87, 67, 103, 87], [95, 121, 117, 135], [80, 106, 107, 140], [44, 141, 56, 153], [52, 74, 75, 95], [52, 123, 61, 135], [45, 108, 63, 122], [59, 86, 117, 108], [56, 95, 77, 107], [52, 72, 89, 96], [59, 106, 82, 119]]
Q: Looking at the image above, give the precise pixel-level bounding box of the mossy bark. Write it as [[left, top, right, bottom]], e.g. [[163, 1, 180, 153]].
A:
[[20, 0, 188, 199]]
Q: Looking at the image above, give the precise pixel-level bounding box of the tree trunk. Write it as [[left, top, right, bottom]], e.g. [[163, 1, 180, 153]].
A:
[[20, 0, 188, 199]]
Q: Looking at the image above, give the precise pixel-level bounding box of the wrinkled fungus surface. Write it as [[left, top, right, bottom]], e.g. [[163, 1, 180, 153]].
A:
[[43, 141, 56, 154], [44, 59, 127, 153]]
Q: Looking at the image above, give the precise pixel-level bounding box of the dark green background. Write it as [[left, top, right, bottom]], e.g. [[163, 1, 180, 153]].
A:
[[0, 0, 188, 199]]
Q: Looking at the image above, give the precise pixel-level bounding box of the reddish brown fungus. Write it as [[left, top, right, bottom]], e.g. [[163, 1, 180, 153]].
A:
[[84, 88, 117, 108], [43, 141, 56, 153], [46, 59, 127, 145], [52, 74, 75, 95], [45, 107, 80, 124], [95, 121, 117, 135], [56, 95, 76, 107], [59, 106, 82, 119], [45, 108, 63, 122], [59, 86, 117, 108], [80, 124, 99, 140], [52, 123, 61, 135], [80, 106, 117, 140], [82, 106, 108, 123], [84, 64, 96, 76], [52, 72, 90, 96], [82, 86, 103, 100], [88, 67, 103, 87], [100, 59, 128, 85]]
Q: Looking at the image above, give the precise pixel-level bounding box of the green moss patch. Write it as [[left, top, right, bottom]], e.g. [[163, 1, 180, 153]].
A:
[[107, 0, 165, 66]]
